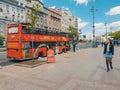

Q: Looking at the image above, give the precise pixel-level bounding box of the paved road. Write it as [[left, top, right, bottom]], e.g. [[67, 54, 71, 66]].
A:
[[76, 43, 92, 50], [0, 51, 7, 63], [0, 46, 120, 90]]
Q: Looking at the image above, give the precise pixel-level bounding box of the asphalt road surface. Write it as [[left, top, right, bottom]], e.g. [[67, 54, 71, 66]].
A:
[[0, 51, 7, 63]]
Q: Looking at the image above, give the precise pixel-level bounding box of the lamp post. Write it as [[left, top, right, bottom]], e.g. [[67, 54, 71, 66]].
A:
[[91, 6, 97, 47], [104, 23, 107, 40]]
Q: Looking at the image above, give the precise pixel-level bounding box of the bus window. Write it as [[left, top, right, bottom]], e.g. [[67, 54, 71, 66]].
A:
[[22, 25, 32, 34], [8, 27, 18, 34]]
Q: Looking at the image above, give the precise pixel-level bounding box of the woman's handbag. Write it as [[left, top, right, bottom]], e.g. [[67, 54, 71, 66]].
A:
[[105, 51, 112, 58]]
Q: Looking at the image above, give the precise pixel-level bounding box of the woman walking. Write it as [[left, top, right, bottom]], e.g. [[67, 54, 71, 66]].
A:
[[104, 38, 114, 72]]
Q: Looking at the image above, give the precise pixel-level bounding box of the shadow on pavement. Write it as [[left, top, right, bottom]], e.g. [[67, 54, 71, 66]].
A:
[[0, 60, 19, 66]]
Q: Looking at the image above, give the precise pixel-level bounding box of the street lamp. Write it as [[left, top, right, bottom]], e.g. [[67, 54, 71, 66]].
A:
[[104, 23, 107, 40], [91, 6, 98, 47]]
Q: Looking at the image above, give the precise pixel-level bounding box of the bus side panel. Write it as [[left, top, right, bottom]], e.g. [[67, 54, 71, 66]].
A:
[[21, 42, 33, 59], [58, 46, 66, 53], [7, 49, 23, 60]]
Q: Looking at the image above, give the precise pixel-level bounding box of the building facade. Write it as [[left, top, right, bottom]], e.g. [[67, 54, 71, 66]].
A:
[[78, 29, 82, 40], [61, 9, 78, 32], [0, 0, 48, 38], [48, 8, 62, 32], [23, 0, 48, 29], [0, 0, 25, 37], [0, 0, 78, 42]]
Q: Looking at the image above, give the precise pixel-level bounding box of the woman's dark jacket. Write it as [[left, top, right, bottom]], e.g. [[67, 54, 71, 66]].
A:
[[104, 43, 114, 55]]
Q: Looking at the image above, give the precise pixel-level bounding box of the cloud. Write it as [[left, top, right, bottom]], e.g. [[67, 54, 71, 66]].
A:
[[94, 23, 105, 29], [49, 6, 56, 9], [109, 21, 120, 27], [62, 6, 70, 11], [78, 18, 89, 29], [94, 21, 120, 35], [94, 23, 106, 35], [95, 21, 120, 29], [94, 23, 109, 35], [74, 0, 89, 6], [106, 6, 120, 15]]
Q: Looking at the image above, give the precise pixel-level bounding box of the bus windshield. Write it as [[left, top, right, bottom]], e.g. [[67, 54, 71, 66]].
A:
[[8, 27, 18, 34]]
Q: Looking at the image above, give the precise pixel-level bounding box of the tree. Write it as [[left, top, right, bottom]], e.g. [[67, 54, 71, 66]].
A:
[[109, 30, 120, 40], [28, 3, 40, 59], [67, 26, 78, 40], [0, 35, 5, 45], [28, 3, 40, 29]]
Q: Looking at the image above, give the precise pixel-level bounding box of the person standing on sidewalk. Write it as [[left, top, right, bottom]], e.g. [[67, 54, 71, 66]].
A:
[[104, 38, 114, 72], [72, 40, 77, 52]]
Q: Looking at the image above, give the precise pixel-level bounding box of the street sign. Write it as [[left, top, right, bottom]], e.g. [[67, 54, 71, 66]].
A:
[[83, 35, 86, 39]]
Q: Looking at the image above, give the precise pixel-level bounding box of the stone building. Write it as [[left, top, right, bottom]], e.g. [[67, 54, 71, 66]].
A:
[[0, 0, 48, 38], [78, 29, 82, 40], [24, 0, 48, 29], [61, 9, 78, 32], [47, 8, 62, 32], [0, 0, 25, 37], [0, 0, 78, 41]]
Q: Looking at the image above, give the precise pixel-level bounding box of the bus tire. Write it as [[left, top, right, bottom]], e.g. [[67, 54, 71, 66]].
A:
[[63, 49, 67, 53], [62, 49, 65, 53], [38, 52, 43, 57]]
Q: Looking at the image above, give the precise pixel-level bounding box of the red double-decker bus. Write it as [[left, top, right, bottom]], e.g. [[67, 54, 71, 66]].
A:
[[7, 23, 70, 60]]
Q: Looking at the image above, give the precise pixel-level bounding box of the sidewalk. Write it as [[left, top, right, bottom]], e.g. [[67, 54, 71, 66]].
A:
[[0, 47, 6, 52], [0, 47, 120, 90]]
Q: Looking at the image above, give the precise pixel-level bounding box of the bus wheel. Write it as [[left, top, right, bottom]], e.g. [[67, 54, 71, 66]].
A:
[[62, 49, 65, 53], [63, 49, 66, 53], [38, 52, 43, 57]]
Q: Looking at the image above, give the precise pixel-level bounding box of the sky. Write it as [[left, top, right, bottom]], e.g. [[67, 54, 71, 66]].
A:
[[40, 0, 120, 39]]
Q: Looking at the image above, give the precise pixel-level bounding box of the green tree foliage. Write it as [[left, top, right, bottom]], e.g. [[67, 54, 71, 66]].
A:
[[67, 26, 78, 39], [109, 30, 120, 40], [0, 35, 5, 45], [27, 4, 40, 59], [29, 3, 40, 28]]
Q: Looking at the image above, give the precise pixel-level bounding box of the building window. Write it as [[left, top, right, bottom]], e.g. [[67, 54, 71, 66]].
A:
[[6, 5, 9, 11], [0, 3, 3, 14], [12, 15, 15, 21], [21, 9, 23, 14], [17, 8, 19, 13], [20, 3, 23, 6], [12, 7, 15, 12], [0, 3, 2, 9], [21, 16, 23, 20]]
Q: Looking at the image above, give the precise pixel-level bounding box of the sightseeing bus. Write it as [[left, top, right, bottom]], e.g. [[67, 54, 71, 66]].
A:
[[7, 23, 70, 60]]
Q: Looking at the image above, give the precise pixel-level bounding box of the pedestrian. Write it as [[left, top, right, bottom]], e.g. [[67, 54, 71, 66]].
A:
[[72, 40, 77, 52], [103, 38, 114, 72], [101, 42, 104, 47]]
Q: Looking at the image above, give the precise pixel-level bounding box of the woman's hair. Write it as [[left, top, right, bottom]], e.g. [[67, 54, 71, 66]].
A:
[[108, 38, 112, 44]]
